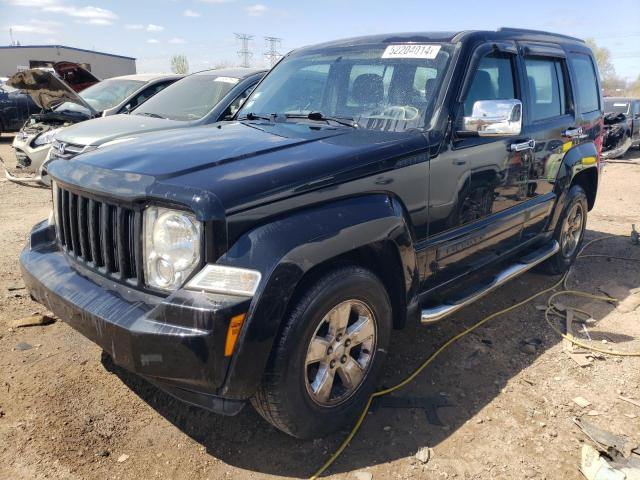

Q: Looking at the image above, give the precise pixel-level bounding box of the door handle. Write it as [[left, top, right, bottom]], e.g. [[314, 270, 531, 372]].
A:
[[453, 159, 467, 166], [509, 139, 535, 152], [563, 127, 584, 138]]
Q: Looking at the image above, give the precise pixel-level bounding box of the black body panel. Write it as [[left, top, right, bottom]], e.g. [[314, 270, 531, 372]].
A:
[[21, 28, 602, 408]]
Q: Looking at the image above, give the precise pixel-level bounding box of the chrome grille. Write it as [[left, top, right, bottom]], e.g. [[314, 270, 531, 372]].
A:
[[50, 140, 87, 160], [53, 183, 140, 284]]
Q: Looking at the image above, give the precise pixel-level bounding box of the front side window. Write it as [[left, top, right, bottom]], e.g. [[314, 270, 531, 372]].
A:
[[134, 74, 240, 121], [463, 53, 516, 116], [524, 57, 568, 121], [238, 43, 454, 132], [569, 54, 600, 114]]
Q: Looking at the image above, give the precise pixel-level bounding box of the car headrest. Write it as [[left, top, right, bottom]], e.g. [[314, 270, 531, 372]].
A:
[[352, 73, 384, 105]]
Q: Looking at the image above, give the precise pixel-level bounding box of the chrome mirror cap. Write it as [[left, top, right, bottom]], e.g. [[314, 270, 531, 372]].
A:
[[463, 99, 522, 136]]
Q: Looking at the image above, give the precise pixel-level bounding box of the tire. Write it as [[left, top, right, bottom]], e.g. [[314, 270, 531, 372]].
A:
[[251, 265, 392, 438], [539, 184, 588, 275]]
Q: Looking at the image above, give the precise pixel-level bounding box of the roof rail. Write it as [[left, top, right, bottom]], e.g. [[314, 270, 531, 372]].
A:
[[497, 27, 585, 43]]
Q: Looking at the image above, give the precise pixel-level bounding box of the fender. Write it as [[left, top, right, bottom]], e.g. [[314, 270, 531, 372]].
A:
[[216, 194, 419, 399], [547, 141, 599, 233]]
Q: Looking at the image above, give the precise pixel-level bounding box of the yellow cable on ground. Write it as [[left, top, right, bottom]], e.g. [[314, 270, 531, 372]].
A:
[[310, 235, 640, 479]]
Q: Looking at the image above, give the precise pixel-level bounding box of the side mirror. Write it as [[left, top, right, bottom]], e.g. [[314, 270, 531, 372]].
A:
[[462, 99, 522, 136]]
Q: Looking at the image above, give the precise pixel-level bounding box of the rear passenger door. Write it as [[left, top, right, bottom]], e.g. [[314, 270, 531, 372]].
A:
[[518, 43, 577, 240]]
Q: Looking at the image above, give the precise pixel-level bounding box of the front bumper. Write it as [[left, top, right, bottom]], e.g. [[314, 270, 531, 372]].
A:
[[12, 134, 51, 172], [20, 221, 251, 415]]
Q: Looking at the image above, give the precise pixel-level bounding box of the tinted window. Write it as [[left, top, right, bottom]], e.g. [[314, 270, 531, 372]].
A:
[[569, 54, 600, 113], [464, 53, 516, 116], [524, 57, 567, 121]]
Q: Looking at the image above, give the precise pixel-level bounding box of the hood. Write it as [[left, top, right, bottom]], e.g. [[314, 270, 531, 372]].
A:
[[8, 63, 99, 114], [48, 121, 428, 213], [55, 113, 187, 147]]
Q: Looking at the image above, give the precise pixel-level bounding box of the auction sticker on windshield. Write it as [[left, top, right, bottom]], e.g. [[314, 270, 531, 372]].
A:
[[382, 44, 441, 59]]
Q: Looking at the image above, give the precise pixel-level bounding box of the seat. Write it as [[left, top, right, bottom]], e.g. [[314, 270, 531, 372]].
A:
[[464, 70, 496, 115], [351, 73, 384, 107]]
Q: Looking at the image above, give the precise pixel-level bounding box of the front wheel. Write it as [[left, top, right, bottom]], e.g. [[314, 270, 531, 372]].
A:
[[251, 265, 392, 438], [539, 184, 588, 275]]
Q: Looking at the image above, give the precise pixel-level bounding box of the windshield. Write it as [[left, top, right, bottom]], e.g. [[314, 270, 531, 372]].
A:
[[238, 42, 454, 132], [604, 100, 630, 115], [79, 78, 145, 112], [134, 74, 240, 121]]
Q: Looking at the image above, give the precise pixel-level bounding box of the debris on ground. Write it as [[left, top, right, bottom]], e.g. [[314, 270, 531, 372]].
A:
[[415, 446, 432, 464], [14, 342, 33, 351], [117, 454, 129, 463], [519, 338, 542, 354], [6, 284, 25, 292], [573, 417, 631, 459], [579, 444, 637, 480], [618, 396, 640, 409], [9, 314, 56, 329], [574, 397, 593, 408]]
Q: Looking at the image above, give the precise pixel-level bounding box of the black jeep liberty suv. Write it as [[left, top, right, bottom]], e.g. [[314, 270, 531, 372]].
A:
[[21, 28, 603, 438]]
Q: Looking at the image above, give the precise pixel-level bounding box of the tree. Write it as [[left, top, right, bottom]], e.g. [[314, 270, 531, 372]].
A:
[[629, 74, 640, 98], [585, 39, 615, 80], [584, 39, 630, 95], [170, 54, 189, 74]]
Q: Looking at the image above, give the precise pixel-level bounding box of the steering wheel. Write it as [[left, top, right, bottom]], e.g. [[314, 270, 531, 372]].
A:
[[381, 105, 420, 121]]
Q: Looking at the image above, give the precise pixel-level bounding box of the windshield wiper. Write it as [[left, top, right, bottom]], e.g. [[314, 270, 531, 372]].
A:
[[285, 112, 358, 129], [135, 112, 166, 119], [237, 112, 277, 122]]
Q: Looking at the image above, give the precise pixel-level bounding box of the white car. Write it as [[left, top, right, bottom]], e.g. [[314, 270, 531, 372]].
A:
[[8, 68, 181, 185]]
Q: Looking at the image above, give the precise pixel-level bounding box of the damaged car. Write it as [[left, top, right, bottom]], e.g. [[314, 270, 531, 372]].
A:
[[0, 81, 39, 134], [48, 68, 266, 168], [602, 97, 640, 159], [6, 67, 181, 185]]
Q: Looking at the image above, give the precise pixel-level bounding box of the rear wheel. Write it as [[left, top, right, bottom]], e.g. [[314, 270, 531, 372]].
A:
[[251, 265, 392, 438], [539, 184, 588, 275]]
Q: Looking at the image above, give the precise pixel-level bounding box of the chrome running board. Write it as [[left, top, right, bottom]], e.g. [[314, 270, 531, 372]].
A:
[[421, 240, 559, 325]]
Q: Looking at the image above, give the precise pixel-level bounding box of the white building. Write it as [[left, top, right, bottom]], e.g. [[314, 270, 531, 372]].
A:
[[0, 45, 136, 79]]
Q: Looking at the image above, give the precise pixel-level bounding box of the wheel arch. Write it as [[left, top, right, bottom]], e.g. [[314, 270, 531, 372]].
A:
[[217, 194, 420, 399], [547, 141, 599, 231]]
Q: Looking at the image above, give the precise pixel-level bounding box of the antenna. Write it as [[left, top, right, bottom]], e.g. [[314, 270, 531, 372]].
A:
[[235, 33, 254, 68], [263, 36, 283, 67]]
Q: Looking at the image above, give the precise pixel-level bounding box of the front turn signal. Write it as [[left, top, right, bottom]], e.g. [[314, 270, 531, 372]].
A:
[[224, 314, 246, 357]]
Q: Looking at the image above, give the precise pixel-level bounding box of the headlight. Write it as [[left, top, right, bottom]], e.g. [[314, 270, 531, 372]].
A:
[[33, 128, 62, 147], [143, 206, 201, 291]]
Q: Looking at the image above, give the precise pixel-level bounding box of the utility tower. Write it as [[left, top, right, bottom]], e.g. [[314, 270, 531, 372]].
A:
[[235, 33, 254, 68], [263, 36, 283, 67]]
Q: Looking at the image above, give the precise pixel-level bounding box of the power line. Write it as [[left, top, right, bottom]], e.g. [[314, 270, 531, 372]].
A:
[[235, 33, 254, 68], [263, 36, 283, 67]]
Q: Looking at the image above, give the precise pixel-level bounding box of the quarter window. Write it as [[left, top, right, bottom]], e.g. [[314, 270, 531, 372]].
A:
[[464, 53, 516, 116], [569, 54, 600, 114], [524, 57, 568, 121]]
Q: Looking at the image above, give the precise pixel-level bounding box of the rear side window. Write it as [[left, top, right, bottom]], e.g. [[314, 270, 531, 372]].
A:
[[524, 57, 568, 121], [464, 53, 517, 116], [569, 54, 600, 114]]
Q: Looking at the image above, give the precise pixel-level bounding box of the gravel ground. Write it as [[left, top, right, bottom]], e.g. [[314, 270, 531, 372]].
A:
[[0, 132, 639, 480]]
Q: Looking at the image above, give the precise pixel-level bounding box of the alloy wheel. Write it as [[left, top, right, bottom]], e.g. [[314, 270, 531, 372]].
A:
[[560, 202, 584, 258], [304, 300, 377, 406]]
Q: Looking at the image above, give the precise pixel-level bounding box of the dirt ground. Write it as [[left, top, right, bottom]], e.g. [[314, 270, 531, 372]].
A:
[[0, 132, 639, 480]]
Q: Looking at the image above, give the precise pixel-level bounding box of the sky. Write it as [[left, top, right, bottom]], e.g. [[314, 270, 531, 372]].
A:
[[2, 0, 639, 80]]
